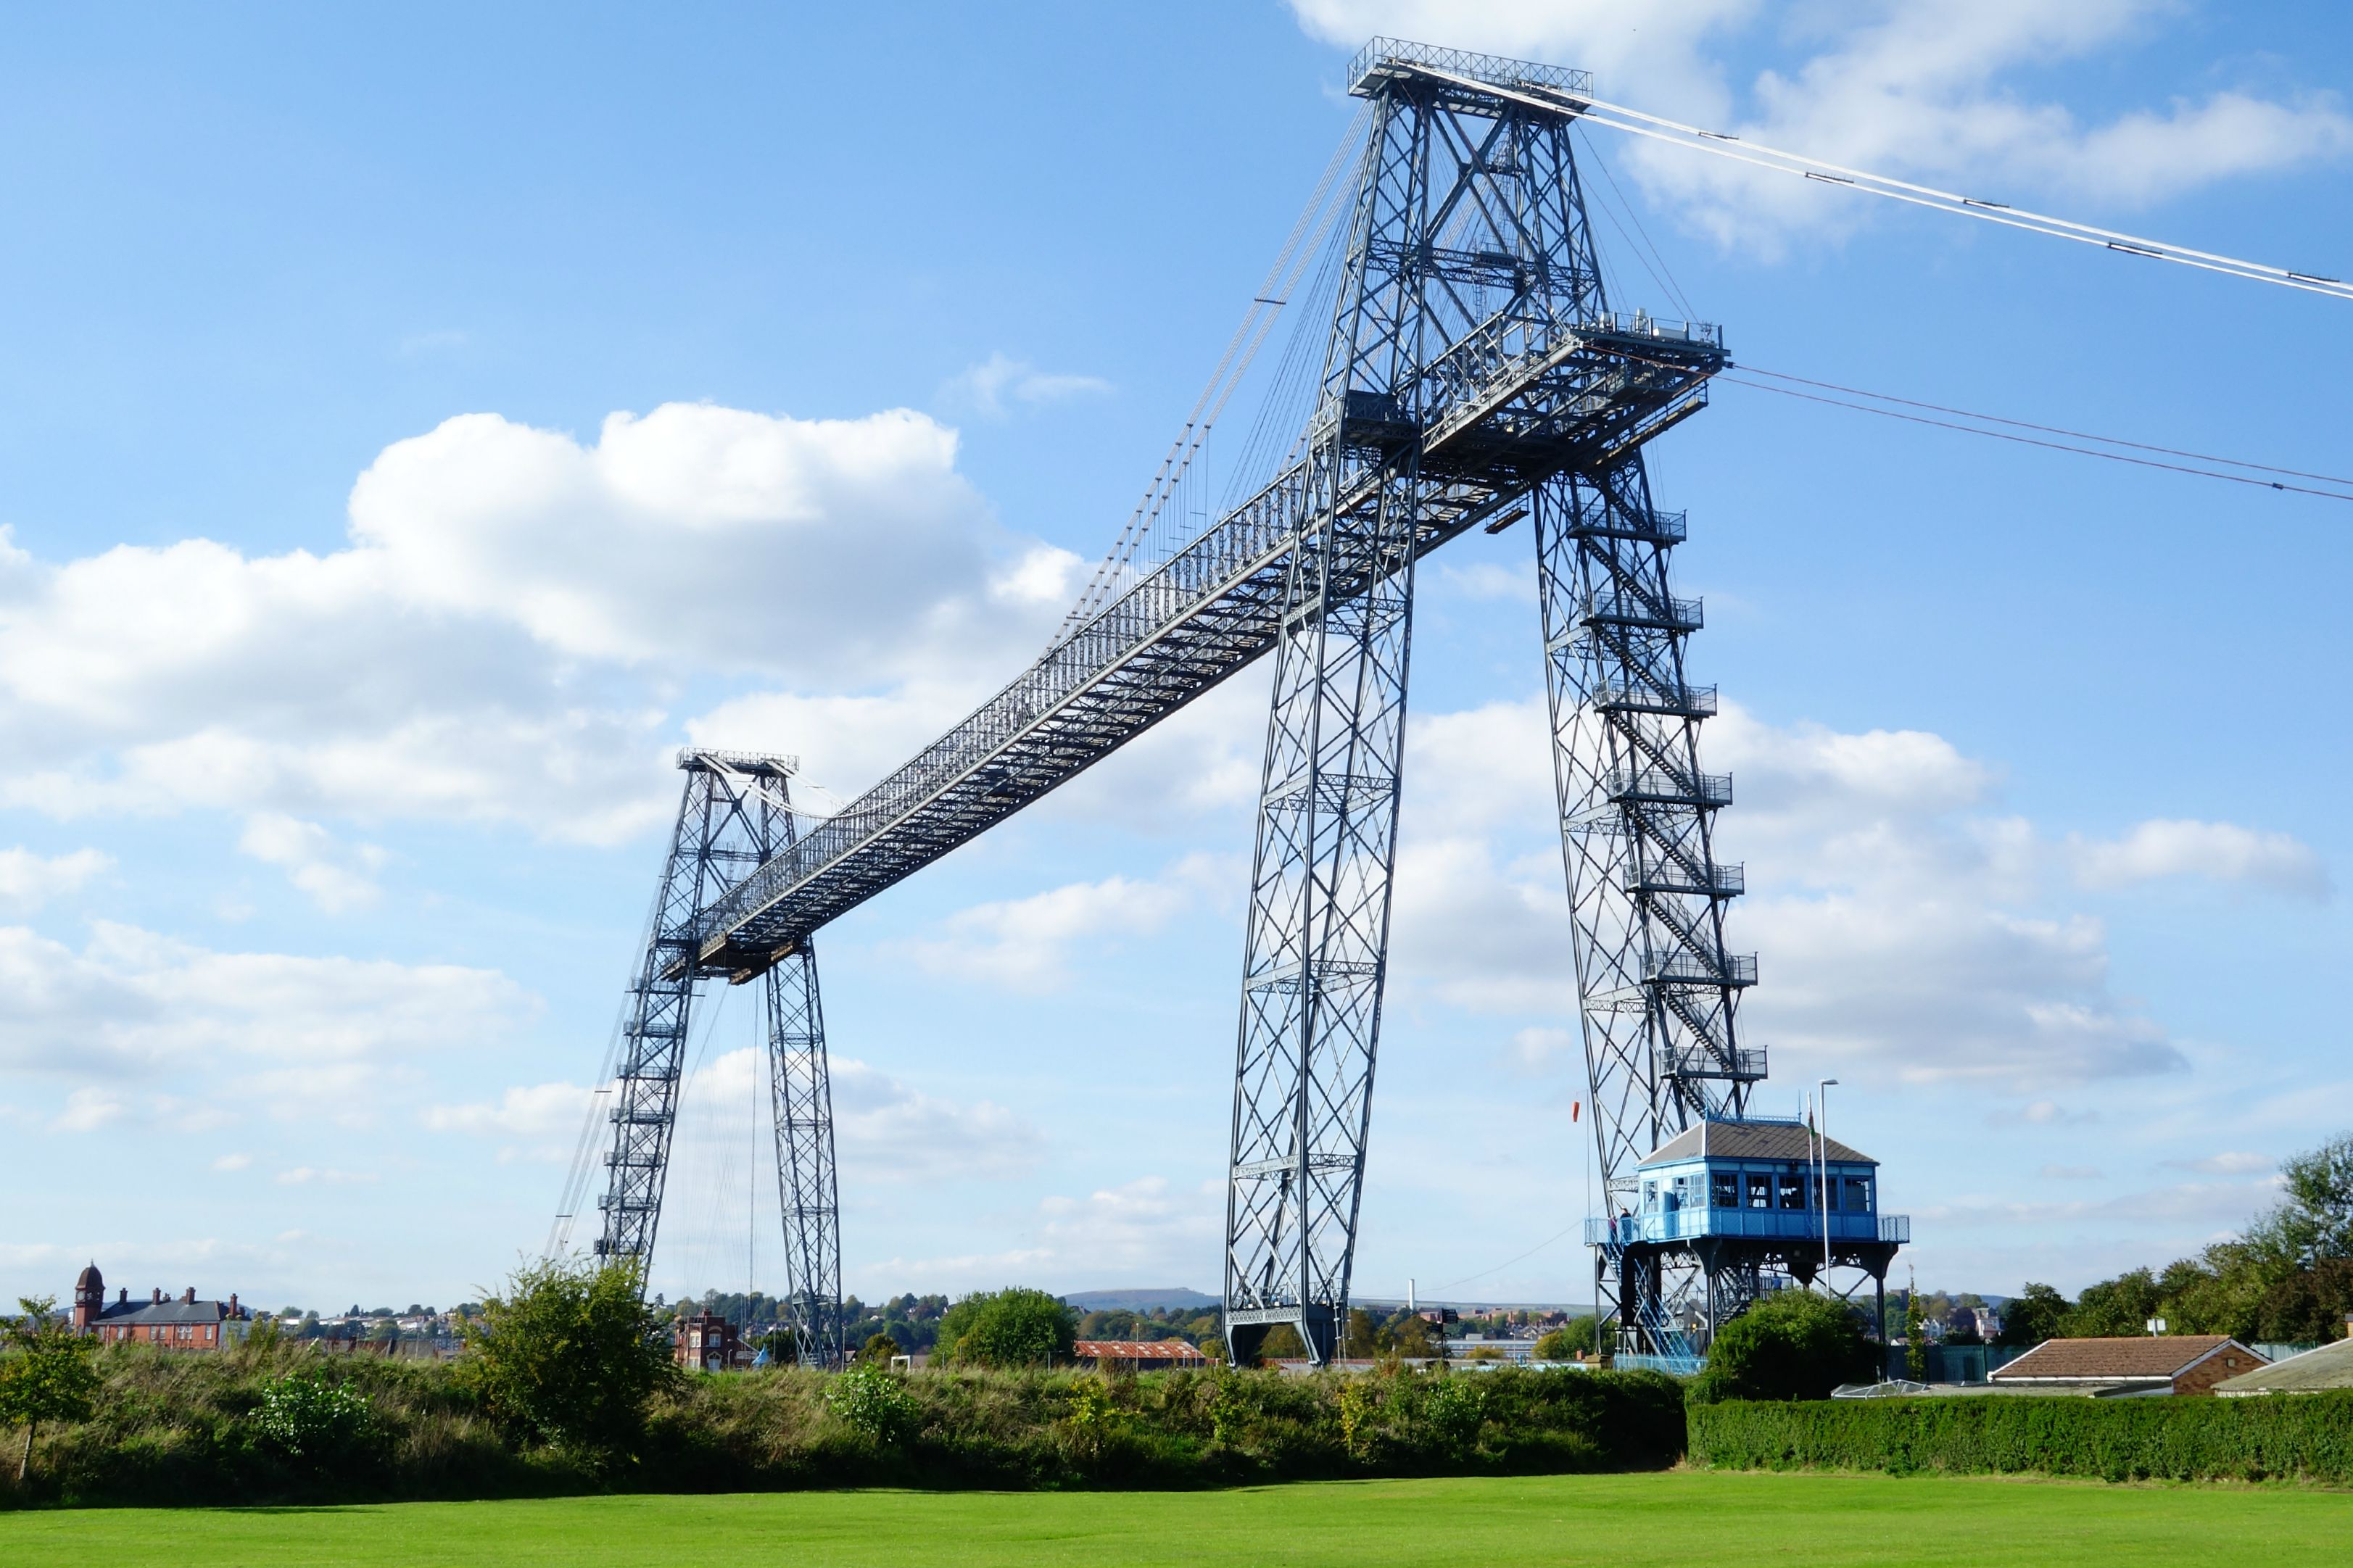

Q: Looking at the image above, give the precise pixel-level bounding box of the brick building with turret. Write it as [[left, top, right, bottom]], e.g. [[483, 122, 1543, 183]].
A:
[[70, 1262, 250, 1350]]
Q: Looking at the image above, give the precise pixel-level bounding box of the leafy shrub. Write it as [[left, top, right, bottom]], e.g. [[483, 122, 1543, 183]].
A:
[[1688, 1292, 1879, 1404], [935, 1289, 1077, 1369], [1689, 1392, 2353, 1483], [452, 1258, 676, 1461], [1421, 1377, 1486, 1454], [824, 1364, 918, 1444], [249, 1370, 373, 1461]]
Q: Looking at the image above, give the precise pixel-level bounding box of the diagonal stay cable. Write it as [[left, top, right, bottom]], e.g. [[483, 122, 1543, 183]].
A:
[[1735, 365, 2353, 488], [1720, 373, 2353, 503]]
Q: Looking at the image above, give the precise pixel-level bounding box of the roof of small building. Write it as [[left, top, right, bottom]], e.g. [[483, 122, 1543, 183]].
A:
[[1990, 1335, 2252, 1382], [1075, 1339, 1206, 1359], [2213, 1336, 2353, 1395], [1640, 1119, 1873, 1168], [94, 1300, 237, 1326]]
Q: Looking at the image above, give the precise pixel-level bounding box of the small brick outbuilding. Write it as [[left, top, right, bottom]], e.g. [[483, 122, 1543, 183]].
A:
[[1988, 1335, 2267, 1396]]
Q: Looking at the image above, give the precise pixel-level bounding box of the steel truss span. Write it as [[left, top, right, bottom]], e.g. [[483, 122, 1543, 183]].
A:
[[579, 38, 1769, 1368]]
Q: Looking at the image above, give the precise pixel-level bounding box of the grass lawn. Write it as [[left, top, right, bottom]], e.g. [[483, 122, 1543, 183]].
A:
[[4, 1470, 2349, 1567]]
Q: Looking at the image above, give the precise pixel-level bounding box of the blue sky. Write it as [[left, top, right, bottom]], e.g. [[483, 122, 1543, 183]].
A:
[[3, 1, 2350, 1315]]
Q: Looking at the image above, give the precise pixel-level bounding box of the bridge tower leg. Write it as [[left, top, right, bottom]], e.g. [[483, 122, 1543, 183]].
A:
[[1222, 86, 1433, 1369], [593, 752, 843, 1363], [1534, 426, 1758, 1356], [764, 934, 845, 1369]]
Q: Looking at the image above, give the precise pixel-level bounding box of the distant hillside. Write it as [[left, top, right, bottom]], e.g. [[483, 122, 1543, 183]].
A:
[[1064, 1287, 1219, 1312]]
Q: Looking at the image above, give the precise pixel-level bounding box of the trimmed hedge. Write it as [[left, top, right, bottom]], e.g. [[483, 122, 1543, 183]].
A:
[[1689, 1392, 2353, 1483], [0, 1345, 1686, 1509]]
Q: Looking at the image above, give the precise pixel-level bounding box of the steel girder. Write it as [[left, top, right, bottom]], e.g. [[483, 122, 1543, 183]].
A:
[[594, 752, 844, 1358]]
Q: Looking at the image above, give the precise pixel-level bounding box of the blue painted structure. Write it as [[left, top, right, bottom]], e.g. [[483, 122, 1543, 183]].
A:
[[1591, 1116, 1908, 1364]]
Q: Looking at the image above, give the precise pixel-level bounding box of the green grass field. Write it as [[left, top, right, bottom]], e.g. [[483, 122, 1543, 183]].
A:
[[4, 1471, 2349, 1567]]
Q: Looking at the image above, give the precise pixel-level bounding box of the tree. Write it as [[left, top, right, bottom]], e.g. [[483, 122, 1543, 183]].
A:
[[1389, 1314, 1442, 1361], [1996, 1283, 2072, 1347], [2254, 1134, 2353, 1266], [1342, 1308, 1384, 1358], [452, 1259, 675, 1461], [1689, 1291, 1878, 1404], [2067, 1268, 2162, 1337], [2255, 1258, 2353, 1343], [856, 1331, 903, 1365], [0, 1297, 102, 1483], [1902, 1292, 1925, 1380], [1534, 1316, 1597, 1361], [934, 1289, 1076, 1369]]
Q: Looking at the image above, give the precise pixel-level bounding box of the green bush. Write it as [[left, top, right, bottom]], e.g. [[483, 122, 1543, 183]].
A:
[[249, 1369, 374, 1461], [1689, 1392, 2353, 1483], [1687, 1292, 1878, 1404], [452, 1258, 676, 1463], [824, 1364, 918, 1444], [935, 1290, 1078, 1369]]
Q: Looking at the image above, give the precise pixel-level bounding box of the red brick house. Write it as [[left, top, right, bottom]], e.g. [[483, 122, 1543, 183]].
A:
[[674, 1311, 750, 1372], [1988, 1335, 2267, 1396], [70, 1263, 249, 1350]]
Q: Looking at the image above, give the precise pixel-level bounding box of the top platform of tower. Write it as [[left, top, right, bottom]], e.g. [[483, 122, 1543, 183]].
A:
[[1345, 38, 1595, 104]]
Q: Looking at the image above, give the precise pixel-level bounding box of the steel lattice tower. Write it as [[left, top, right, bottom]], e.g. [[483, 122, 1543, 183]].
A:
[[592, 751, 845, 1369], [1221, 43, 1756, 1364]]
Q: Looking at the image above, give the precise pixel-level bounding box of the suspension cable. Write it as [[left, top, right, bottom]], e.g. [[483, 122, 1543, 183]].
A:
[[1397, 61, 2351, 304]]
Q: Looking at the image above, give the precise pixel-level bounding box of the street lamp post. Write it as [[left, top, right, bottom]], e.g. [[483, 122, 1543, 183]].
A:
[[1817, 1078, 1840, 1283]]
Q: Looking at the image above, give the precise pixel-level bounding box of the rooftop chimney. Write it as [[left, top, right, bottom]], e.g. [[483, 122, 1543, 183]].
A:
[[229, 1293, 239, 1315], [152, 1287, 162, 1303], [117, 1287, 127, 1303], [182, 1287, 196, 1304]]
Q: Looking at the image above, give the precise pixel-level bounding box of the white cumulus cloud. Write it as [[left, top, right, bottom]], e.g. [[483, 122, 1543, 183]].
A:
[[0, 401, 1070, 846], [2069, 818, 2328, 898], [0, 847, 109, 913]]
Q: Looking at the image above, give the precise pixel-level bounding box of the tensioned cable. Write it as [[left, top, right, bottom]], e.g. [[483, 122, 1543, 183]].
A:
[[1606, 341, 2353, 503], [1426, 1217, 1588, 1298], [1575, 126, 1695, 321], [1051, 103, 1371, 647], [1734, 365, 2353, 489], [1721, 372, 2353, 503], [1399, 62, 2352, 304]]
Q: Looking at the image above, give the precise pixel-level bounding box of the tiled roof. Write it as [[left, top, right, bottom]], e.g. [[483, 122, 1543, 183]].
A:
[[1641, 1119, 1874, 1167], [1075, 1340, 1206, 1360], [2215, 1337, 2353, 1394], [1992, 1335, 2243, 1380], [96, 1300, 236, 1326]]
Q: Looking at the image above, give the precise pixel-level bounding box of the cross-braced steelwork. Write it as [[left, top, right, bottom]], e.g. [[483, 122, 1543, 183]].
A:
[[589, 751, 845, 1367], [571, 38, 1786, 1372], [764, 943, 845, 1369], [1534, 453, 1761, 1356]]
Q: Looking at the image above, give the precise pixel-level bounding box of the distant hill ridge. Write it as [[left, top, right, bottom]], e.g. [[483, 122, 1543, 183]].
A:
[[1064, 1287, 1219, 1312]]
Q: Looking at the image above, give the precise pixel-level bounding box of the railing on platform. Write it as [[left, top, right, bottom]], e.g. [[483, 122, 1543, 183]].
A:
[[1585, 1208, 1911, 1247]]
